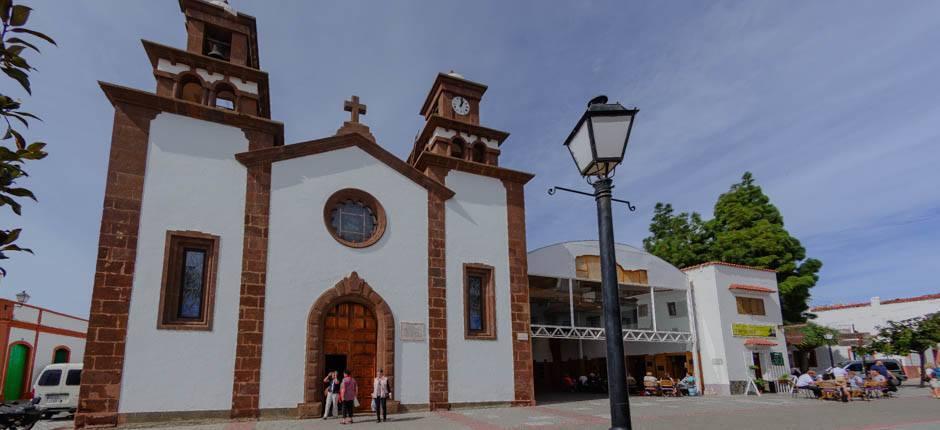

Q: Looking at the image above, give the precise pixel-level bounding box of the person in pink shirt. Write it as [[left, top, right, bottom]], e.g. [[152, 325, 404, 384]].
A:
[[339, 370, 358, 424]]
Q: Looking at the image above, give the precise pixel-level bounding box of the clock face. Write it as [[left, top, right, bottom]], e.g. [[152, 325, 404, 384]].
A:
[[451, 96, 471, 116]]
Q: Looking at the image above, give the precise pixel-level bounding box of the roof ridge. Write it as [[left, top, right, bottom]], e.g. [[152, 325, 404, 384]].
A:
[[811, 292, 940, 312], [680, 261, 776, 273]]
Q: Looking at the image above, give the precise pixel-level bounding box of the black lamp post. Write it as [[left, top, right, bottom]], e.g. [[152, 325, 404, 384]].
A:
[[824, 332, 835, 367], [563, 96, 638, 430]]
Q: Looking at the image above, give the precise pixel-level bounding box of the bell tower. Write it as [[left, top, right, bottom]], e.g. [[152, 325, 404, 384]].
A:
[[143, 0, 271, 117], [408, 72, 509, 168]]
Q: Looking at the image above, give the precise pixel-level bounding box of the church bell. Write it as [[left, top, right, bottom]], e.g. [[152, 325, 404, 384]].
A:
[[206, 42, 226, 59]]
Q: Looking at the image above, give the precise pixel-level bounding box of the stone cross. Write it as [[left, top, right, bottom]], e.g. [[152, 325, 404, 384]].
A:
[[344, 95, 367, 123]]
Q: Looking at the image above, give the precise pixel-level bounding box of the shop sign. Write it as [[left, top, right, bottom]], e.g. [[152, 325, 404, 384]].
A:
[[731, 323, 776, 337]]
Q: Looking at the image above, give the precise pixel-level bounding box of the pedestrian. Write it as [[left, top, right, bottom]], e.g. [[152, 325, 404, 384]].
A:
[[372, 368, 392, 423], [929, 365, 940, 399], [796, 370, 821, 398], [339, 369, 358, 424], [322, 370, 341, 419]]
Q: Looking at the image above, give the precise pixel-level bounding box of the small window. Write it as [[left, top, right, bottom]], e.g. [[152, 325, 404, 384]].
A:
[[324, 189, 387, 248], [735, 296, 766, 316], [450, 139, 465, 159], [667, 302, 678, 317], [214, 85, 236, 110], [471, 142, 486, 163], [37, 369, 62, 386], [65, 369, 81, 386], [179, 79, 204, 104], [158, 231, 219, 330], [52, 347, 69, 363], [464, 264, 496, 340]]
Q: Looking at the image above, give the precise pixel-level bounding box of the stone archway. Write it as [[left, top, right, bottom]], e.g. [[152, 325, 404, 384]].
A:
[[297, 272, 396, 417]]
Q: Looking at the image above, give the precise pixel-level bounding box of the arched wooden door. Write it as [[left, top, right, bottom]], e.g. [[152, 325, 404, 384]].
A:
[[324, 302, 376, 410], [3, 343, 30, 400]]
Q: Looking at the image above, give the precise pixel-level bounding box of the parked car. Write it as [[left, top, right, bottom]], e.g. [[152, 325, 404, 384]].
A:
[[836, 359, 907, 382], [31, 363, 82, 418]]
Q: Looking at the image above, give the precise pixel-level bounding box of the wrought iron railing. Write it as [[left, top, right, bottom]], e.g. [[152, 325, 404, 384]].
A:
[[530, 324, 693, 343]]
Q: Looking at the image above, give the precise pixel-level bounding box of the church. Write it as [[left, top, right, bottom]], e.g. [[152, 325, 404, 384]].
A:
[[76, 0, 534, 426]]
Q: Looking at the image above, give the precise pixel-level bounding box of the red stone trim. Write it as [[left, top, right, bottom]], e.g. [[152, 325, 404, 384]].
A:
[[409, 115, 510, 162], [680, 261, 777, 274], [234, 132, 455, 200], [0, 299, 88, 322], [414, 152, 534, 185], [143, 40, 267, 81], [7, 320, 87, 339], [419, 72, 488, 118], [426, 167, 449, 410], [230, 129, 276, 419], [323, 188, 387, 249], [99, 81, 283, 143], [299, 273, 395, 408], [728, 284, 776, 294], [503, 179, 535, 406], [76, 103, 158, 428]]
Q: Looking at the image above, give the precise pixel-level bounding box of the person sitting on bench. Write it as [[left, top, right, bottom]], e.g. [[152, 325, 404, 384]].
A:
[[796, 370, 821, 398]]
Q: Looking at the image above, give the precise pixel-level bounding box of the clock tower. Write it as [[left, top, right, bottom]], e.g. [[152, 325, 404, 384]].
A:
[[408, 72, 509, 168]]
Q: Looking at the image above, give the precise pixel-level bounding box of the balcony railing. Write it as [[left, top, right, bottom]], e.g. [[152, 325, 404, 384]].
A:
[[530, 324, 693, 343]]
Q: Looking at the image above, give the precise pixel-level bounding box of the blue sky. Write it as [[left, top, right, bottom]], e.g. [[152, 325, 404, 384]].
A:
[[2, 0, 939, 317]]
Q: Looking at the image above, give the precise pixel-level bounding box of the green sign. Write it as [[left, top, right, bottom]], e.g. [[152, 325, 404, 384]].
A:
[[731, 323, 776, 337], [770, 352, 785, 366]]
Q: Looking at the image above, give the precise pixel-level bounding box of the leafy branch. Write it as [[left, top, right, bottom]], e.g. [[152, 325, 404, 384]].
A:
[[0, 0, 55, 276]]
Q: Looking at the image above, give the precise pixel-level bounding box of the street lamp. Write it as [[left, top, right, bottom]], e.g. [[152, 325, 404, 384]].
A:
[[823, 332, 835, 368], [563, 95, 638, 430], [15, 290, 29, 307]]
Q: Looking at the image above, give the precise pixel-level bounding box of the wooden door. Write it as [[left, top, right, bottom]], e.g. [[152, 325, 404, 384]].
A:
[[3, 344, 30, 400], [324, 302, 376, 410]]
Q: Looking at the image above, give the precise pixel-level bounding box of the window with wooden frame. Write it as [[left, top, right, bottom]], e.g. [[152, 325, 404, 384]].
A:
[[464, 263, 496, 340], [158, 231, 219, 330], [735, 296, 766, 316]]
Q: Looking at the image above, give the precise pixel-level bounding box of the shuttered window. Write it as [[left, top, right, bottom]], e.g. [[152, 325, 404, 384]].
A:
[[736, 296, 766, 316]]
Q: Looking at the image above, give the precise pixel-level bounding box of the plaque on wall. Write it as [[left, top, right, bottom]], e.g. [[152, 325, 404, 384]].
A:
[[400, 322, 426, 341], [770, 352, 785, 366]]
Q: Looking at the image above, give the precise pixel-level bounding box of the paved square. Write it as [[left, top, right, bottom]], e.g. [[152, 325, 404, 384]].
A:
[[38, 386, 940, 430]]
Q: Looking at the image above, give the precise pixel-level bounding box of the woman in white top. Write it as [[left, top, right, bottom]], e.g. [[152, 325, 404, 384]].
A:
[[371, 368, 392, 423]]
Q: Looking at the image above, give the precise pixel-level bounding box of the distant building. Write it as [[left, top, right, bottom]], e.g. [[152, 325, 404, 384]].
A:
[[793, 293, 940, 376], [0, 299, 88, 400]]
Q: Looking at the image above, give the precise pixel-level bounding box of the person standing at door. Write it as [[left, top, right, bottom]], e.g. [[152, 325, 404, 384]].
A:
[[339, 370, 358, 424], [372, 368, 392, 423], [322, 371, 340, 420]]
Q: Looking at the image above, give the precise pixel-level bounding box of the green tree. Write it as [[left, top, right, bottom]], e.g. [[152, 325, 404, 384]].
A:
[[643, 172, 822, 323], [0, 0, 55, 276], [641, 203, 710, 269], [788, 323, 840, 371], [869, 314, 940, 387]]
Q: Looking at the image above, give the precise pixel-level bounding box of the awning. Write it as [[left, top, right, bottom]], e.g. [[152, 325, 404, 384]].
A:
[[729, 284, 776, 294], [744, 338, 778, 347]]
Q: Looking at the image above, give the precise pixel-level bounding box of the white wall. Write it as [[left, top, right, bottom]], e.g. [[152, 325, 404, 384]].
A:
[[31, 333, 86, 385], [687, 267, 730, 394], [444, 171, 514, 404], [119, 113, 247, 413], [813, 297, 940, 334], [259, 146, 430, 408]]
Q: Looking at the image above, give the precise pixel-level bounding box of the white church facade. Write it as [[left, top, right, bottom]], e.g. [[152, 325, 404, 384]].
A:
[[76, 1, 795, 426]]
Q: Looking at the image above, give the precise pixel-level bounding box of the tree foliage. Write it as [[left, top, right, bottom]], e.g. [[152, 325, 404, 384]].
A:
[[868, 314, 940, 387], [643, 172, 822, 323], [0, 0, 54, 276], [797, 322, 840, 350]]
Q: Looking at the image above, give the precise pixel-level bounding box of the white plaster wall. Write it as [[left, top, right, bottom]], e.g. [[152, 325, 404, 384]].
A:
[[30, 333, 85, 385], [711, 266, 789, 384], [7, 327, 34, 345], [259, 146, 429, 408], [813, 297, 940, 334], [156, 58, 191, 74], [443, 171, 514, 404], [119, 113, 247, 413], [12, 306, 39, 324], [39, 312, 87, 333], [687, 267, 730, 394]]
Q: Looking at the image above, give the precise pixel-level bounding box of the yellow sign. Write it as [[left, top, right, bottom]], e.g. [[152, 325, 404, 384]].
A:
[[732, 323, 776, 337]]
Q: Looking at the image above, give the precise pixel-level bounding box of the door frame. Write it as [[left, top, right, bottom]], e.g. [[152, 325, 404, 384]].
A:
[[302, 272, 395, 406]]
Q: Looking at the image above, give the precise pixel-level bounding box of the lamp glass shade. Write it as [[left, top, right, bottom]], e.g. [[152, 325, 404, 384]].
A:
[[590, 114, 633, 159], [565, 118, 594, 176], [15, 290, 28, 304]]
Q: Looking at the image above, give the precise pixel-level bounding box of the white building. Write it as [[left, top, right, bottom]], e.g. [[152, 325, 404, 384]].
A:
[[0, 299, 87, 401], [805, 293, 940, 376], [528, 242, 791, 397]]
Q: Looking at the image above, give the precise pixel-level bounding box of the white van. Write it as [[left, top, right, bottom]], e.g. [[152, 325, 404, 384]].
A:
[[32, 363, 82, 417]]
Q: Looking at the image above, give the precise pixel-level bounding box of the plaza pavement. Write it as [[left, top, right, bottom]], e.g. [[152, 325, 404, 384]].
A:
[[38, 385, 940, 430]]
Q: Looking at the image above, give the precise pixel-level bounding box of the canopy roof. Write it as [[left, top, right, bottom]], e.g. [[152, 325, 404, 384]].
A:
[[527, 241, 688, 290]]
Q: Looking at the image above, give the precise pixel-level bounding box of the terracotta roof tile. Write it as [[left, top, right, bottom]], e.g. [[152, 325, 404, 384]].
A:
[[811, 293, 940, 312], [680, 261, 777, 274], [729, 284, 777, 293]]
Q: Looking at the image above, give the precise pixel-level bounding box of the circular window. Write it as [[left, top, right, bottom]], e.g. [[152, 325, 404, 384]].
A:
[[324, 189, 387, 248]]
